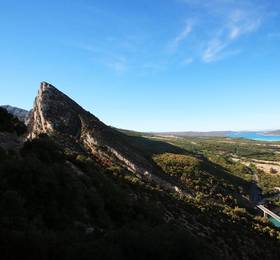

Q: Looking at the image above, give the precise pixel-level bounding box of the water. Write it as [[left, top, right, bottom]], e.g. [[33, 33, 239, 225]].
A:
[[269, 216, 280, 228], [228, 132, 280, 142]]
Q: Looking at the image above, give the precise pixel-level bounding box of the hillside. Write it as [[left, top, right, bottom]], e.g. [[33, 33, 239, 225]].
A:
[[0, 107, 27, 135], [0, 82, 280, 259], [1, 105, 30, 123]]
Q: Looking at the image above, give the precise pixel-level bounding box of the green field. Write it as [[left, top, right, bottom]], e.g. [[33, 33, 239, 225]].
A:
[[145, 134, 280, 203]]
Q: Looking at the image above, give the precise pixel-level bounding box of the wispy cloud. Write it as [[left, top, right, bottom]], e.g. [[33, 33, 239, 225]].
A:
[[68, 0, 276, 73], [228, 9, 262, 39], [202, 11, 262, 62], [107, 57, 127, 74], [180, 0, 268, 63], [202, 40, 227, 63], [169, 20, 193, 50], [74, 43, 128, 74]]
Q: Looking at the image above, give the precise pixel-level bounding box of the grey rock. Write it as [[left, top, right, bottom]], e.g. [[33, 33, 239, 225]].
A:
[[27, 82, 186, 195]]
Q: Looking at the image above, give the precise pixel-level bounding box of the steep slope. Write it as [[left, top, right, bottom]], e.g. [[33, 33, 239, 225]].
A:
[[1, 105, 30, 123], [27, 82, 182, 193], [0, 107, 26, 150], [0, 134, 222, 260]]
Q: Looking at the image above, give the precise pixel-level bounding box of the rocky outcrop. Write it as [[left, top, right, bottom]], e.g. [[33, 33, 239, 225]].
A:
[[28, 82, 81, 137], [27, 82, 185, 194]]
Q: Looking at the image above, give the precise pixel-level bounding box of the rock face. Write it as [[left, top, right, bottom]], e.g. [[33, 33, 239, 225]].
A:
[[1, 105, 30, 123], [27, 82, 186, 193], [28, 82, 182, 193], [28, 82, 84, 138]]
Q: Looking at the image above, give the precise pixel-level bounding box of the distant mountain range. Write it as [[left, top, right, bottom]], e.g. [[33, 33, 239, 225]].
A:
[[3, 103, 280, 138], [0, 105, 30, 123], [131, 130, 280, 138], [264, 130, 280, 136], [150, 131, 233, 137]]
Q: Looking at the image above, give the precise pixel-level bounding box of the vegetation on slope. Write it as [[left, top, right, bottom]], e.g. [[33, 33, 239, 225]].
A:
[[153, 153, 249, 208], [1, 115, 280, 259], [165, 136, 280, 161], [1, 135, 280, 259], [0, 135, 217, 260], [158, 136, 280, 195], [0, 107, 27, 135]]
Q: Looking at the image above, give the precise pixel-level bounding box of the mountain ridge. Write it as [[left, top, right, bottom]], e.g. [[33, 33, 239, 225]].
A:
[[0, 105, 30, 123], [27, 82, 186, 194], [3, 101, 278, 138]]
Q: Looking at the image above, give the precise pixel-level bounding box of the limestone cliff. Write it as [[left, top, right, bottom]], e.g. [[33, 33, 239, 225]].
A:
[[27, 82, 183, 193]]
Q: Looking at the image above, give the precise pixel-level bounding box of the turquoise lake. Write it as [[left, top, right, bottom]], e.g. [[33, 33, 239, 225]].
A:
[[228, 132, 280, 142], [269, 216, 280, 228]]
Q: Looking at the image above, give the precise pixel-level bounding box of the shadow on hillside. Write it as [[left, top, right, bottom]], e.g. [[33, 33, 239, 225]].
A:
[[124, 135, 189, 159], [125, 134, 261, 205], [201, 159, 250, 188], [201, 158, 263, 207]]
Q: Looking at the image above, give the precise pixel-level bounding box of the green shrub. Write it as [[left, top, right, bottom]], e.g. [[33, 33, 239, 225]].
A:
[[21, 134, 64, 163]]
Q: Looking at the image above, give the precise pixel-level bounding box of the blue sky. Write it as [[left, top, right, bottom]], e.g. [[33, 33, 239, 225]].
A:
[[0, 0, 280, 132]]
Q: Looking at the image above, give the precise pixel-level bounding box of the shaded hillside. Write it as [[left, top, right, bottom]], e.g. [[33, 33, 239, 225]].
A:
[[1, 83, 280, 259], [0, 107, 26, 135], [0, 105, 29, 123], [0, 134, 218, 260], [1, 134, 280, 259]]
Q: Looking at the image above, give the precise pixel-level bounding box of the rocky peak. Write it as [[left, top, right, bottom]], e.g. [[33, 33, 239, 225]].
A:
[[28, 82, 143, 166], [40, 81, 55, 91], [27, 82, 184, 194], [28, 81, 98, 138]]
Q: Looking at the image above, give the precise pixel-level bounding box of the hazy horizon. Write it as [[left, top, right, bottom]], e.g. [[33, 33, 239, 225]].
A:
[[1, 0, 280, 132]]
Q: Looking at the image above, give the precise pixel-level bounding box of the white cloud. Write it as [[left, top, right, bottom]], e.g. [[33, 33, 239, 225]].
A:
[[107, 57, 127, 74], [180, 0, 267, 63], [228, 9, 262, 39], [202, 8, 263, 62], [169, 20, 193, 50], [201, 9, 263, 62], [202, 40, 227, 63], [75, 43, 128, 74], [229, 26, 241, 39]]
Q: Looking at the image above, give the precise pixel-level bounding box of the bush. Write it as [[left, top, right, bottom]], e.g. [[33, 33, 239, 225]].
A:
[[21, 134, 64, 163], [233, 206, 247, 217], [0, 107, 27, 135]]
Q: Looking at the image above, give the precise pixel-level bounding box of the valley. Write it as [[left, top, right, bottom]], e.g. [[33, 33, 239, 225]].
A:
[[144, 134, 280, 221], [0, 83, 280, 259]]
